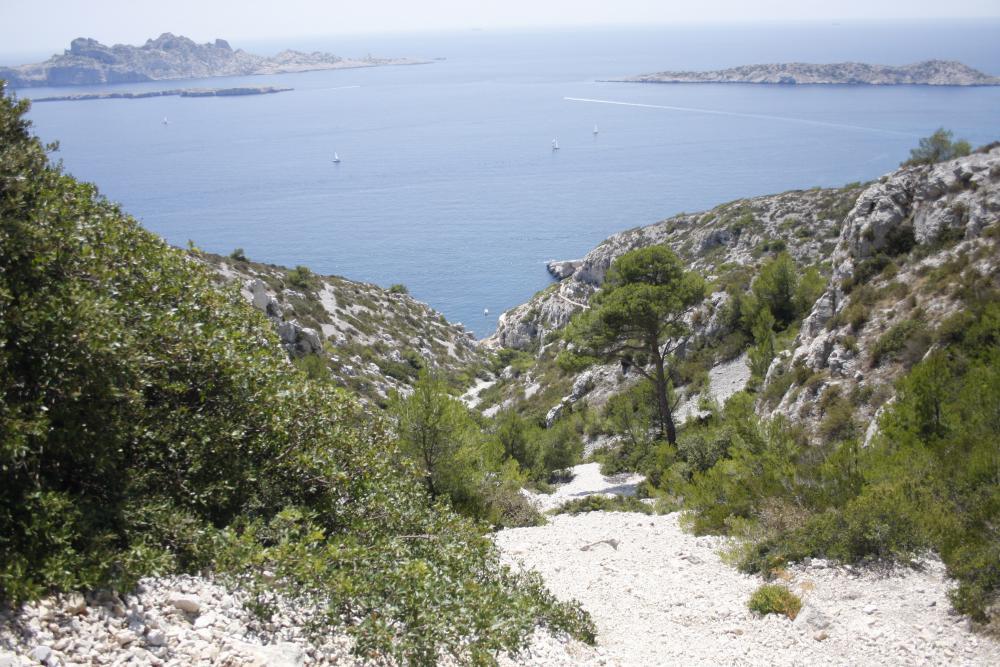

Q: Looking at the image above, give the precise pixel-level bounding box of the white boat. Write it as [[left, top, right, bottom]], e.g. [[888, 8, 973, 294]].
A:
[[332, 152, 341, 163], [551, 139, 559, 150], [593, 124, 599, 135], [162, 117, 169, 125]]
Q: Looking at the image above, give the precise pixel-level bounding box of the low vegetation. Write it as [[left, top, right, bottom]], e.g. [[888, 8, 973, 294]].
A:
[[747, 584, 802, 620], [552, 495, 659, 515], [901, 128, 971, 167]]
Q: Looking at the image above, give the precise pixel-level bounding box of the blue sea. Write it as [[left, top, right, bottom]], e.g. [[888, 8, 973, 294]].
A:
[[11, 21, 1000, 336]]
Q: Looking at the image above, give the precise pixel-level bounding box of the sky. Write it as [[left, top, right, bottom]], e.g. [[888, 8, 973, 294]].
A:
[[2, 0, 999, 57]]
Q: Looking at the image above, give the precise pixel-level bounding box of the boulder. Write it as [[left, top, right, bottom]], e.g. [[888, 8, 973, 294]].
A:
[[168, 593, 201, 614], [546, 259, 582, 280]]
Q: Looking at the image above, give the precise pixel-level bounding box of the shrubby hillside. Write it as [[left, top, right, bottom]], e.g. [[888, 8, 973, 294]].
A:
[[0, 86, 592, 663], [199, 252, 484, 404], [478, 137, 1000, 630]]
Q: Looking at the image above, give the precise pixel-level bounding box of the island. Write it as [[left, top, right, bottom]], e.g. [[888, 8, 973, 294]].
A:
[[31, 86, 293, 102], [0, 33, 429, 88], [611, 60, 1000, 86]]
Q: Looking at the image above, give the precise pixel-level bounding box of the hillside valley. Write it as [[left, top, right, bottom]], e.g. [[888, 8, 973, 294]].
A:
[[2, 63, 1000, 667]]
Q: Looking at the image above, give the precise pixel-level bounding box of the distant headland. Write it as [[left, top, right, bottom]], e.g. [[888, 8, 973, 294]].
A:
[[0, 33, 429, 88], [32, 86, 293, 102], [611, 60, 1000, 86]]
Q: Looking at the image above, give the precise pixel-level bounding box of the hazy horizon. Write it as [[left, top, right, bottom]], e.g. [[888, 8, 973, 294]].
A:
[[2, 0, 999, 60]]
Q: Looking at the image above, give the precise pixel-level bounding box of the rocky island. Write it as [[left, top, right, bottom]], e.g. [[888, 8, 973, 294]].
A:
[[614, 59, 1000, 86], [0, 33, 429, 88], [32, 86, 292, 102]]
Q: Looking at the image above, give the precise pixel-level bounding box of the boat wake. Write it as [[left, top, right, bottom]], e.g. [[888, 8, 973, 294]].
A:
[[563, 96, 913, 136]]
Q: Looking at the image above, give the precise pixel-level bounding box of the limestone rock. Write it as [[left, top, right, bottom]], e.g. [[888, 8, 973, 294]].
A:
[[167, 593, 201, 614], [547, 259, 582, 280]]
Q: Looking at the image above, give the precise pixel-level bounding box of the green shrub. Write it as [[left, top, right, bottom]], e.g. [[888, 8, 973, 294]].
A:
[[870, 319, 929, 367], [901, 128, 971, 167], [552, 495, 658, 515], [229, 247, 248, 262], [286, 265, 320, 291], [388, 283, 409, 294], [747, 584, 802, 620]]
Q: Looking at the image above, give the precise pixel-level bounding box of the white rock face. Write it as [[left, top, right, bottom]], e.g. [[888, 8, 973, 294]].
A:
[[770, 146, 1000, 432]]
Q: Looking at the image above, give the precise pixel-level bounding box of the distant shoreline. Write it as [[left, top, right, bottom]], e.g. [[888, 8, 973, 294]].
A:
[[0, 33, 431, 89], [32, 86, 293, 102], [611, 60, 1000, 87]]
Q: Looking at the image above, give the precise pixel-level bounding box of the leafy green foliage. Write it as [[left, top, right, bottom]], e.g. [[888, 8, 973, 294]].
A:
[[747, 584, 802, 620], [389, 283, 409, 295], [0, 89, 593, 661], [902, 128, 972, 167]]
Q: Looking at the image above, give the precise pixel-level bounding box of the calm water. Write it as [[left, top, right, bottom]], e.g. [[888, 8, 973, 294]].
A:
[[13, 22, 1000, 335]]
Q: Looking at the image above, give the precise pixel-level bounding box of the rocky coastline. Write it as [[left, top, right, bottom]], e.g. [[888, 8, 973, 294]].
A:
[[32, 86, 292, 102], [0, 33, 429, 88], [613, 60, 1000, 86]]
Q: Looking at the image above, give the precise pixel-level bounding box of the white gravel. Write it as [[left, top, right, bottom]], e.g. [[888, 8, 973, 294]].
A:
[[0, 575, 358, 666], [498, 464, 1000, 666]]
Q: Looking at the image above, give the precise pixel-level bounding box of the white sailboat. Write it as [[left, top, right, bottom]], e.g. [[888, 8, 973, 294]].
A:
[[162, 117, 169, 125], [551, 139, 559, 150], [332, 152, 341, 163], [593, 124, 599, 135]]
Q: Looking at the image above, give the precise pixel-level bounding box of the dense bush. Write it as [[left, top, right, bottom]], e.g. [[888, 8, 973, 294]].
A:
[[747, 584, 802, 620], [0, 88, 593, 662]]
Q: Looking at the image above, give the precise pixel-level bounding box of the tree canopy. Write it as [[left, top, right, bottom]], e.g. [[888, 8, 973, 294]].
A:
[[573, 246, 704, 443]]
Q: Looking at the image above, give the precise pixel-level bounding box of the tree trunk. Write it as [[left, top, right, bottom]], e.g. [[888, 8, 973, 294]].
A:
[[650, 342, 677, 445]]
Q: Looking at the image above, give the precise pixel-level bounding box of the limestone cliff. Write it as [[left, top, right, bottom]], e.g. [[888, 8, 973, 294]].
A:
[[765, 144, 1000, 439]]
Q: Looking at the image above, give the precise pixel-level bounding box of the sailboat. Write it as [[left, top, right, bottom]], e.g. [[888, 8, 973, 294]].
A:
[[162, 117, 169, 125], [332, 152, 341, 163], [593, 124, 599, 135], [551, 139, 559, 151]]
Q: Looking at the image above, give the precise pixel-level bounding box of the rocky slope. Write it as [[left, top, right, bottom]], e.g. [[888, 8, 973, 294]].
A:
[[0, 34, 427, 88], [481, 145, 999, 442], [486, 184, 861, 351], [764, 143, 1000, 439], [201, 252, 484, 403], [616, 60, 1000, 86]]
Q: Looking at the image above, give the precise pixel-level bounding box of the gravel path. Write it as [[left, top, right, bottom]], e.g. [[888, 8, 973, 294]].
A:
[[498, 465, 1000, 666]]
